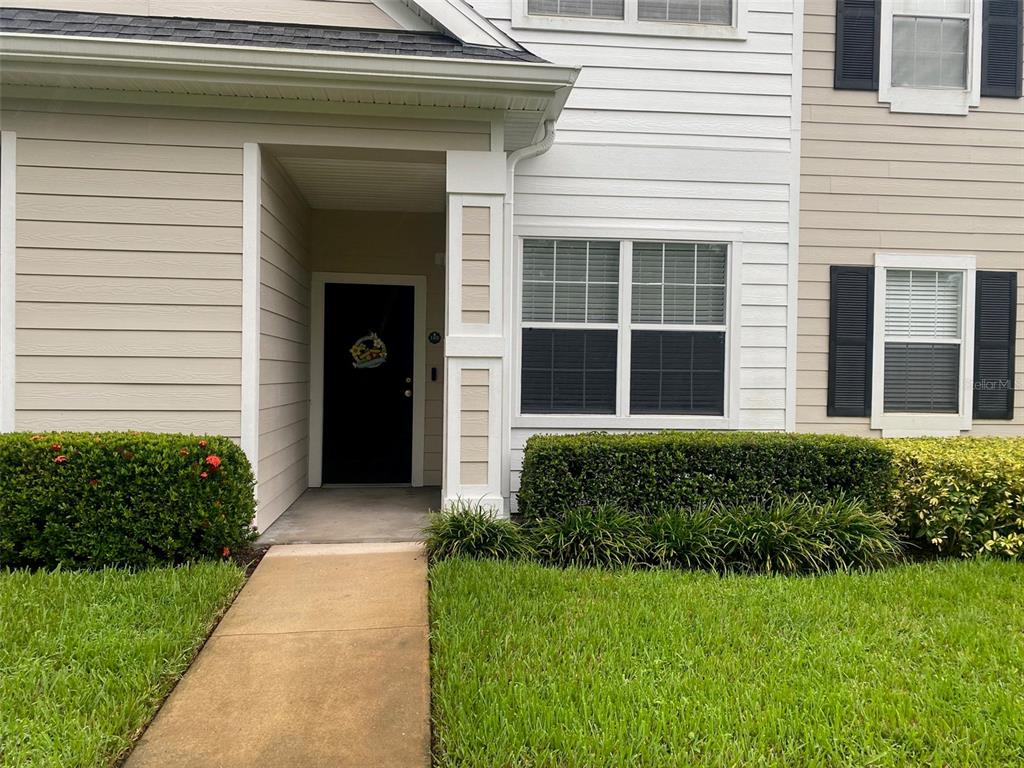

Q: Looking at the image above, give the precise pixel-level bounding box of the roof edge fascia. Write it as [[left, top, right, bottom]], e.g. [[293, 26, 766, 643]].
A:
[[0, 33, 578, 91]]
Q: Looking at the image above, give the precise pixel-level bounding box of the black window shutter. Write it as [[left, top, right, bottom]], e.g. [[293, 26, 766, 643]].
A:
[[828, 266, 874, 417], [834, 0, 880, 90], [973, 271, 1018, 419], [981, 0, 1024, 98]]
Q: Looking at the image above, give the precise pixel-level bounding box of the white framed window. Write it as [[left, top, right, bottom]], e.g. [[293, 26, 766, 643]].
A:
[[526, 0, 625, 20], [878, 0, 982, 114], [871, 253, 976, 436], [515, 233, 740, 429], [512, 0, 747, 39], [520, 239, 620, 414]]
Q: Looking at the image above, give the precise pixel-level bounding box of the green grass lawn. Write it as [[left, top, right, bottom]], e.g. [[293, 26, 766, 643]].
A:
[[430, 559, 1024, 768], [0, 563, 245, 768]]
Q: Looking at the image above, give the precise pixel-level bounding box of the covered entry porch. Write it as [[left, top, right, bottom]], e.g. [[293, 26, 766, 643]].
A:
[[251, 140, 481, 533], [245, 62, 576, 533]]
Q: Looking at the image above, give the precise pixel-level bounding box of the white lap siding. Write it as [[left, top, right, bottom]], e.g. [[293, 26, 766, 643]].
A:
[[258, 156, 312, 530], [470, 1, 800, 502]]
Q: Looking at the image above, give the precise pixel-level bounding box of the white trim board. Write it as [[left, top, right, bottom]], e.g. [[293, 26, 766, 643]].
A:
[[308, 272, 427, 488], [785, 1, 804, 433], [870, 252, 977, 436], [241, 144, 261, 487], [0, 132, 14, 432]]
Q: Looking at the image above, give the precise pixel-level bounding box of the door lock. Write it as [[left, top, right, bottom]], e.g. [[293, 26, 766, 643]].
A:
[[404, 390, 412, 398]]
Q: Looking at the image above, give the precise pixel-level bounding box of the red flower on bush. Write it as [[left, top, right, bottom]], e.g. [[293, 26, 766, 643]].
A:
[[50, 443, 61, 451], [222, 547, 231, 558], [200, 471, 209, 479], [54, 455, 68, 464], [198, 440, 208, 448], [205, 455, 222, 470]]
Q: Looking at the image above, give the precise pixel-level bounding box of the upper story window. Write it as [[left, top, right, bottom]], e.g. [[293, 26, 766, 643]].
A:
[[637, 0, 733, 25], [834, 0, 1024, 113], [513, 0, 747, 39], [527, 0, 624, 20], [891, 11, 969, 88], [880, 0, 981, 113]]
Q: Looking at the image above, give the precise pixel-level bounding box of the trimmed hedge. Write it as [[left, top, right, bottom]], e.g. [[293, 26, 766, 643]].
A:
[[518, 431, 896, 519], [889, 437, 1024, 559], [0, 432, 257, 569]]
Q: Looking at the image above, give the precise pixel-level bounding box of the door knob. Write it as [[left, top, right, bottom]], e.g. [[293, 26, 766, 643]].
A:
[[404, 390, 412, 398]]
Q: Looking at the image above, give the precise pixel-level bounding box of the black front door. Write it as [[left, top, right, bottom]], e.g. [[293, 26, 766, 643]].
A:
[[322, 282, 415, 484]]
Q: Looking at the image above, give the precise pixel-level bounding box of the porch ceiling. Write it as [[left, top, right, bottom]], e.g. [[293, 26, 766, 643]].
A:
[[267, 147, 445, 213]]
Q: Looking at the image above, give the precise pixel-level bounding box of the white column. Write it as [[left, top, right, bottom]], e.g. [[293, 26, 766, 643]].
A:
[[443, 151, 507, 514]]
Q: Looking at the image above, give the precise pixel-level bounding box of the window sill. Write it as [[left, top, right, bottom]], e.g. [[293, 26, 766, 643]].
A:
[[872, 413, 971, 437], [880, 85, 979, 115], [514, 414, 736, 430]]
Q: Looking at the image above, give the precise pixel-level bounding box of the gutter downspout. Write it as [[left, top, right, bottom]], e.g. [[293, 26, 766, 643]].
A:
[[500, 119, 557, 515]]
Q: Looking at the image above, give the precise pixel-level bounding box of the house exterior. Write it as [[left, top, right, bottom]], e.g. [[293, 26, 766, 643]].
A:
[[0, 0, 805, 529], [797, 0, 1022, 438], [0, 1, 1017, 532]]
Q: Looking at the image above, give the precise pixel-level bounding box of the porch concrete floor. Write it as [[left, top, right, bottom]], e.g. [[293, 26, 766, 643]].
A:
[[257, 486, 439, 545], [125, 543, 430, 768]]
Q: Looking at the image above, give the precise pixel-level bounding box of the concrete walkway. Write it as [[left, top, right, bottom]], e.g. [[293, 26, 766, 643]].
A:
[[258, 487, 438, 545], [126, 543, 430, 768]]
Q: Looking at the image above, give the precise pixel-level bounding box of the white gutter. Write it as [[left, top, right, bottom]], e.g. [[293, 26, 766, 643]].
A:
[[0, 33, 577, 92], [500, 119, 558, 511]]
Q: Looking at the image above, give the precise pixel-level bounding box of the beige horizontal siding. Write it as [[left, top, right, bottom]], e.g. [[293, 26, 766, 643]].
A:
[[257, 154, 312, 531], [461, 207, 491, 325], [798, 2, 1024, 437], [9, 114, 244, 438], [1, 97, 490, 457], [460, 369, 490, 487], [8, 0, 402, 29]]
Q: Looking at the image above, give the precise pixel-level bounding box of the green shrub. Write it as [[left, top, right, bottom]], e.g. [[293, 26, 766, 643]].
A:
[[518, 431, 896, 519], [807, 495, 904, 571], [647, 505, 726, 571], [0, 432, 257, 569], [888, 437, 1024, 559], [528, 504, 651, 569], [429, 496, 899, 575], [719, 495, 901, 575], [424, 501, 533, 562]]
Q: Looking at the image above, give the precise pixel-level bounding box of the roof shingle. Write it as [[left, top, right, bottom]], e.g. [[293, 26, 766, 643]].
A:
[[0, 7, 545, 63]]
